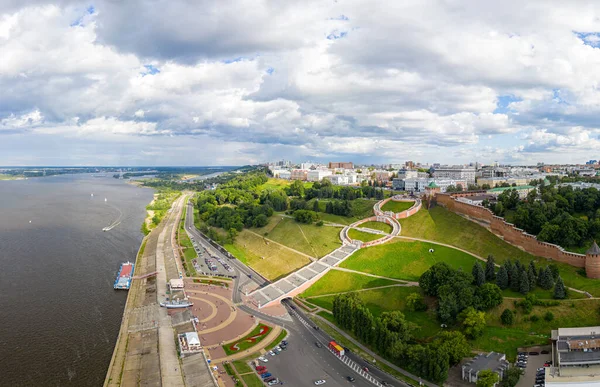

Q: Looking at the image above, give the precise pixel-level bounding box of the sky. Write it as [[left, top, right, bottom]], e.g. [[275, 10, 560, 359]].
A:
[[2, 1, 600, 166]]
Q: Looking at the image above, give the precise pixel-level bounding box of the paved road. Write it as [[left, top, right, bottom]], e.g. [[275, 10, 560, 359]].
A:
[[284, 300, 410, 387]]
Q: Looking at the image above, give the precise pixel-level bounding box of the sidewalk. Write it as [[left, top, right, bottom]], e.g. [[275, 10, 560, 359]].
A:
[[314, 314, 438, 387]]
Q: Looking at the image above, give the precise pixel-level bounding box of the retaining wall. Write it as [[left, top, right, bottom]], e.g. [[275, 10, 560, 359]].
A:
[[374, 196, 422, 219], [436, 193, 589, 270]]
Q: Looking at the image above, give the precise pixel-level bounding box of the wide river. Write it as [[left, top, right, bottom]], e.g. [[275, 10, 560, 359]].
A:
[[0, 174, 154, 386]]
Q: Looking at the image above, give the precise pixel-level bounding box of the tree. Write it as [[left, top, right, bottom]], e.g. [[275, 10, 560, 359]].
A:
[[456, 184, 464, 192], [459, 307, 486, 339], [509, 263, 521, 292], [527, 262, 537, 291], [406, 293, 427, 311], [475, 283, 503, 310], [553, 275, 567, 299], [501, 367, 523, 387], [485, 255, 496, 281], [472, 261, 486, 286], [500, 308, 514, 325], [253, 214, 268, 228], [539, 266, 555, 290], [476, 370, 499, 387], [432, 331, 471, 366], [293, 210, 318, 224], [419, 262, 455, 297], [544, 311, 555, 321], [312, 200, 320, 212], [496, 265, 509, 289], [519, 270, 530, 295], [289, 179, 305, 197]]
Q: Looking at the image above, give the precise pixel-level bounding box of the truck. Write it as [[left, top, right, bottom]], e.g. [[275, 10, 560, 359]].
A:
[[328, 341, 345, 356]]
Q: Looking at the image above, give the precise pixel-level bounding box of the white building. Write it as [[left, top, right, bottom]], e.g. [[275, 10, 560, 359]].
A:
[[393, 178, 467, 193], [328, 175, 349, 185], [546, 326, 600, 386], [307, 170, 333, 182], [433, 167, 476, 185], [277, 170, 291, 180]]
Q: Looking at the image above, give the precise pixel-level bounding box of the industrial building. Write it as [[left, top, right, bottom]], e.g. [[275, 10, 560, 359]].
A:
[[546, 326, 600, 386], [461, 352, 509, 386]]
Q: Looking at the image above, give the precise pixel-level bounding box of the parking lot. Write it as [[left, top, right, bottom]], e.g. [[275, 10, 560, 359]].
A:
[[189, 236, 234, 277], [515, 347, 552, 387]]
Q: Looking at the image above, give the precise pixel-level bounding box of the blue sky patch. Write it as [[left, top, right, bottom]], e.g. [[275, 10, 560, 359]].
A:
[[87, 5, 95, 14], [494, 95, 521, 114], [223, 57, 244, 64], [329, 15, 349, 21], [574, 31, 600, 48], [326, 31, 348, 40], [141, 64, 160, 76], [266, 67, 274, 75]]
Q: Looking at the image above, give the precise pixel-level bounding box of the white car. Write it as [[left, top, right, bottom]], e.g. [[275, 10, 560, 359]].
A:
[[269, 350, 276, 356], [314, 380, 326, 385], [258, 357, 268, 363]]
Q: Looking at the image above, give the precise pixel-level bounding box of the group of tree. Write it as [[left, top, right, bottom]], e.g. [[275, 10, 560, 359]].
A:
[[495, 259, 567, 299], [489, 184, 600, 248], [332, 293, 471, 383], [419, 260, 503, 326], [290, 198, 354, 217], [292, 210, 319, 224]]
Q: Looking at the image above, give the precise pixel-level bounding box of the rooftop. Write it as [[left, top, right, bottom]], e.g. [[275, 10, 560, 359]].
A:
[[487, 185, 534, 192], [462, 352, 508, 374], [587, 241, 600, 256]]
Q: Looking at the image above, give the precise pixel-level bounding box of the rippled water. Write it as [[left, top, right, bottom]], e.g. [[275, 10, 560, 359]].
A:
[[0, 174, 153, 386]]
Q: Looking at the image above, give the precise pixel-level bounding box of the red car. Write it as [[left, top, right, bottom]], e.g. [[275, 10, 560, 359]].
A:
[[256, 366, 266, 371], [258, 369, 269, 375]]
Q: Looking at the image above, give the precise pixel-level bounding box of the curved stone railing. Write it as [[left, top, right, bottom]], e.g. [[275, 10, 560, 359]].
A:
[[374, 196, 422, 219], [340, 214, 401, 248]]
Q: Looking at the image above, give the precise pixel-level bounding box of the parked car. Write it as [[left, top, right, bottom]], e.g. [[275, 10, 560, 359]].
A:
[[314, 380, 326, 385], [282, 340, 288, 345], [315, 342, 322, 348], [529, 351, 540, 355], [261, 373, 272, 379], [541, 350, 550, 354], [264, 377, 276, 383], [268, 380, 280, 386], [259, 357, 269, 363], [258, 369, 268, 375], [269, 350, 276, 356], [256, 366, 266, 371]]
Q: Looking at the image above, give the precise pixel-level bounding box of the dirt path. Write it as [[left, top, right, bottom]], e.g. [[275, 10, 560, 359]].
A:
[[330, 266, 415, 284], [295, 223, 319, 258], [245, 229, 316, 261]]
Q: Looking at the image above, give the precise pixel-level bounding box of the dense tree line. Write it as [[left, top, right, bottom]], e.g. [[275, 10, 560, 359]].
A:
[[332, 293, 471, 383], [495, 259, 567, 299], [419, 260, 504, 325], [490, 184, 600, 248]]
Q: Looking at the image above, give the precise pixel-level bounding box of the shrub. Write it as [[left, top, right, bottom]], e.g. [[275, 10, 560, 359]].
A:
[[406, 293, 428, 312], [544, 311, 554, 321], [500, 309, 514, 325], [316, 220, 324, 226], [530, 314, 539, 322]]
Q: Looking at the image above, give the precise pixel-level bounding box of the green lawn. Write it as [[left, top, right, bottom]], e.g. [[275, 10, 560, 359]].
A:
[[348, 228, 385, 242], [224, 229, 311, 281], [352, 198, 378, 218], [305, 198, 378, 224], [256, 216, 342, 258], [399, 206, 600, 296], [474, 298, 600, 358], [223, 324, 272, 355], [232, 360, 253, 374], [340, 239, 478, 281], [301, 270, 400, 298], [381, 200, 415, 213], [178, 212, 198, 276], [309, 286, 441, 340], [358, 221, 393, 233], [501, 288, 586, 300], [241, 373, 264, 387], [256, 178, 313, 191]]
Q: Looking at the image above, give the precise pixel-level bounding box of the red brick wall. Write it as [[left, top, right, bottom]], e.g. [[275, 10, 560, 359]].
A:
[[437, 193, 590, 273]]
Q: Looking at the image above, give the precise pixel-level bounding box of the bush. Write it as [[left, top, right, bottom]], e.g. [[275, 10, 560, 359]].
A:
[[500, 309, 514, 325], [530, 314, 539, 322], [406, 293, 428, 312], [544, 311, 554, 321], [293, 210, 318, 224], [316, 220, 324, 226]]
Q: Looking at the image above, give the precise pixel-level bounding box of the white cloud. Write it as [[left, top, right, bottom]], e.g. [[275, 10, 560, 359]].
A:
[[3, 1, 600, 165]]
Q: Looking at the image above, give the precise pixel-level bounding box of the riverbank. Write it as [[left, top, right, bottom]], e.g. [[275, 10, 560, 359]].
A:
[[0, 174, 25, 180]]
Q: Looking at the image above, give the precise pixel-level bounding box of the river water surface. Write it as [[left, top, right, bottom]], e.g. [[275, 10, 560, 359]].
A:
[[0, 174, 153, 386]]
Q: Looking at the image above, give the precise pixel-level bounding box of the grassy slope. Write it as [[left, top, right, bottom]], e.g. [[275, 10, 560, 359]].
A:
[[340, 239, 478, 281], [474, 298, 600, 358], [348, 228, 385, 242], [300, 270, 400, 298], [305, 198, 377, 225], [381, 200, 414, 213], [224, 229, 310, 281], [358, 221, 393, 233], [257, 216, 342, 258], [309, 286, 441, 340], [400, 206, 600, 296]]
